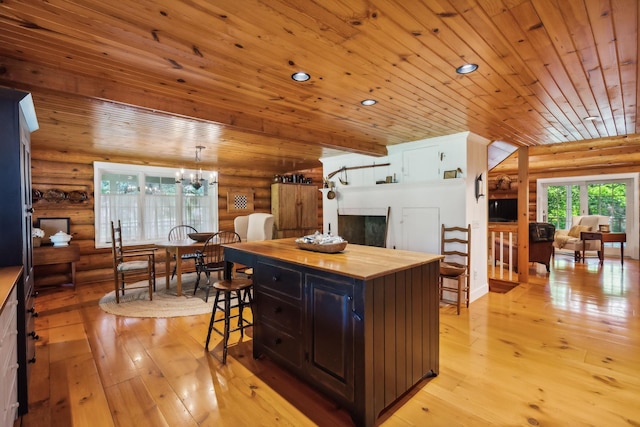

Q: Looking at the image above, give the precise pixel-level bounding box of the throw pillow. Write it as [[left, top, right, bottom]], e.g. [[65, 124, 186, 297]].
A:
[[568, 225, 589, 238]]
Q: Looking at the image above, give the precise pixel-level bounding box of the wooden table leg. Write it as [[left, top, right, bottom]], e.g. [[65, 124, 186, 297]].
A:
[[175, 248, 183, 297], [599, 239, 605, 264], [165, 248, 171, 290], [614, 240, 625, 265]]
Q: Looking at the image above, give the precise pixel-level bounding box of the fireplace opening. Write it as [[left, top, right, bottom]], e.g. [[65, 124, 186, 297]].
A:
[[338, 214, 388, 247]]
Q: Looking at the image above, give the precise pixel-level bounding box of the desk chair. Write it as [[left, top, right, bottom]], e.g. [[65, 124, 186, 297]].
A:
[[439, 224, 471, 315], [111, 220, 156, 303]]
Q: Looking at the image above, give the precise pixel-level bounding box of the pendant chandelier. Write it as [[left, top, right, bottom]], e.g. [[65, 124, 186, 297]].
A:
[[175, 145, 218, 190]]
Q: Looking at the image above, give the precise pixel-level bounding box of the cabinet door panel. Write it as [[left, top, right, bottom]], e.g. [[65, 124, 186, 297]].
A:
[[298, 186, 318, 229], [306, 273, 354, 402], [271, 184, 298, 230]]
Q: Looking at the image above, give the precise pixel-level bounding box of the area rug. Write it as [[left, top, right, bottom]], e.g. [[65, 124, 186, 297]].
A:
[[99, 272, 215, 318]]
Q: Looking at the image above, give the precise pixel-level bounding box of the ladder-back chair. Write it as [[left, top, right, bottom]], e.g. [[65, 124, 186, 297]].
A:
[[439, 224, 471, 315], [111, 220, 157, 303]]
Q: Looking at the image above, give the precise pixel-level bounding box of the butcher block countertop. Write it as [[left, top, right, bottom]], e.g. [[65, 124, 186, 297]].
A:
[[224, 238, 442, 280], [0, 265, 22, 311]]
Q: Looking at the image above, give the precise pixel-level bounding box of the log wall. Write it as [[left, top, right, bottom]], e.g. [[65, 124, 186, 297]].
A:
[[488, 136, 640, 221], [31, 149, 323, 287]]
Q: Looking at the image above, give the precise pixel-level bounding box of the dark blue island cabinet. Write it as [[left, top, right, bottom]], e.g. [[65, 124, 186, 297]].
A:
[[224, 238, 442, 427], [0, 87, 39, 418]]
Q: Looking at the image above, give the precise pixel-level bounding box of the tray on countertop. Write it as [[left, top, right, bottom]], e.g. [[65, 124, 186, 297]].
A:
[[295, 240, 348, 253]]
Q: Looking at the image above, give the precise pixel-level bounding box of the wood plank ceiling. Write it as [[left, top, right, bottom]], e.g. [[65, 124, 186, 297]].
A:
[[0, 0, 638, 176]]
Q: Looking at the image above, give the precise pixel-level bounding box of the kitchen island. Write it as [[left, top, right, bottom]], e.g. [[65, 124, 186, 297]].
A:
[[223, 238, 442, 426]]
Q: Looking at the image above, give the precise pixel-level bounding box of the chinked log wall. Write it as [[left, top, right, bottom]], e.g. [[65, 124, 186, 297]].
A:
[[31, 150, 323, 287]]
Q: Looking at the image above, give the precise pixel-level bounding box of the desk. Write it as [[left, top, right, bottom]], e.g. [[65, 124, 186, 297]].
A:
[[33, 244, 80, 288], [580, 231, 626, 265], [156, 240, 205, 296]]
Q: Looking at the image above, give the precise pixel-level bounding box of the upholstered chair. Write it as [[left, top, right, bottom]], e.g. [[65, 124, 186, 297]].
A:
[[233, 213, 274, 242]]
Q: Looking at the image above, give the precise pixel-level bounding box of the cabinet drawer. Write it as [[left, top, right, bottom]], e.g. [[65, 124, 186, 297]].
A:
[[259, 322, 303, 370], [0, 287, 17, 345], [0, 327, 17, 380], [255, 262, 302, 300], [257, 292, 301, 334], [2, 365, 19, 425]]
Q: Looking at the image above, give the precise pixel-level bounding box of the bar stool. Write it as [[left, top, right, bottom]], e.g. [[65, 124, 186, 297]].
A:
[[205, 278, 253, 363]]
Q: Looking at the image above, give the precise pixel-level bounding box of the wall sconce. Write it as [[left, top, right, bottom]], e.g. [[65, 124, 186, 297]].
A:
[[475, 173, 485, 201]]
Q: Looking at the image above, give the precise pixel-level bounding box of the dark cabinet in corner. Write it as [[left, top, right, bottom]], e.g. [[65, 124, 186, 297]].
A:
[[225, 239, 441, 427], [0, 88, 39, 417]]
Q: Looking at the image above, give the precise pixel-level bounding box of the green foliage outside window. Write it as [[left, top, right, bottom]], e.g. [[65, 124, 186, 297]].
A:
[[546, 182, 626, 232]]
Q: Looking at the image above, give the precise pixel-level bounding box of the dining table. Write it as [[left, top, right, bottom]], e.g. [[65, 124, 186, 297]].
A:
[[155, 239, 207, 296]]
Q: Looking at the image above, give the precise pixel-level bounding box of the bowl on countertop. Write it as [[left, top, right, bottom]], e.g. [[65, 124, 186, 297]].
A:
[[188, 232, 215, 242], [295, 240, 348, 254]]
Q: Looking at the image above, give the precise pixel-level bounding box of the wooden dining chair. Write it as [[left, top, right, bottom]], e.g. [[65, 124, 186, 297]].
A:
[[168, 225, 198, 279], [111, 220, 157, 303], [439, 224, 471, 315], [193, 231, 242, 302]]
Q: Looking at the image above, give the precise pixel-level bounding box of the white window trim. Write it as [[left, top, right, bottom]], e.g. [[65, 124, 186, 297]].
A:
[[537, 172, 639, 260], [93, 161, 218, 248]]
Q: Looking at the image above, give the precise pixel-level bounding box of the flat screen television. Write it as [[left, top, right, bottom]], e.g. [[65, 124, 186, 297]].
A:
[[489, 198, 517, 222]]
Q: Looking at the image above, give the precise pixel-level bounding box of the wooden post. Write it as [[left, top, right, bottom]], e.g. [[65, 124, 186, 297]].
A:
[[518, 147, 529, 283]]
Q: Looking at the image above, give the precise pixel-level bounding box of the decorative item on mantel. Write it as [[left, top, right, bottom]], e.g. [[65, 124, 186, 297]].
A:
[[32, 227, 45, 247]]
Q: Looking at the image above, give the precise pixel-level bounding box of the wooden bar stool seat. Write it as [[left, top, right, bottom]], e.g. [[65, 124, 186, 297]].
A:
[[205, 278, 253, 363]]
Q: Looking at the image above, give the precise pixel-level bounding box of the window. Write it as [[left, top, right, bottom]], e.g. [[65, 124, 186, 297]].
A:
[[542, 179, 627, 233], [94, 162, 218, 247], [587, 182, 626, 232]]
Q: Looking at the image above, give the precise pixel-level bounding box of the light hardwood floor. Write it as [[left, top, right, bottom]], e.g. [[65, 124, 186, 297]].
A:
[[19, 254, 640, 426]]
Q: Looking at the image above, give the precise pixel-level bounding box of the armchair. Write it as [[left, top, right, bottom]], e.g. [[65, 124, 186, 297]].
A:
[[233, 213, 274, 242], [552, 215, 610, 260], [233, 213, 274, 277]]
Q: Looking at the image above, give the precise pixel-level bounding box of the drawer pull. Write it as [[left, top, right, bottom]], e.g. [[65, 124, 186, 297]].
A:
[[29, 331, 39, 340], [271, 275, 280, 282], [274, 306, 282, 313], [28, 306, 39, 317], [28, 356, 36, 364], [275, 338, 282, 345]]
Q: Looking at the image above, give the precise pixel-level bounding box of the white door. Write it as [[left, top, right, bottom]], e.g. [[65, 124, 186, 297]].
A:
[[402, 207, 440, 254]]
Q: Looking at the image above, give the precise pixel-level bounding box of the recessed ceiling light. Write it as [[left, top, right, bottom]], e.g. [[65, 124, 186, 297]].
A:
[[456, 63, 479, 74], [291, 72, 310, 82], [584, 116, 599, 121], [361, 99, 377, 106]]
